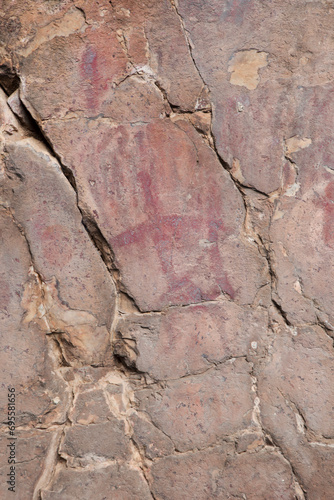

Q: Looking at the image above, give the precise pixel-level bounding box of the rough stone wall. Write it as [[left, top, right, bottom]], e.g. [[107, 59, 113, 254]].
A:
[[0, 1, 334, 498]]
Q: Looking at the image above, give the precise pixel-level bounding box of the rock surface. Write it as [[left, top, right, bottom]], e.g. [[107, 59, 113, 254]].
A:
[[0, 0, 333, 498]]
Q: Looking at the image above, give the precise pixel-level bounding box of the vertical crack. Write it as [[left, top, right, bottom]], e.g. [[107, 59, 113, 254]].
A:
[[168, 7, 310, 499], [169, 0, 207, 88]]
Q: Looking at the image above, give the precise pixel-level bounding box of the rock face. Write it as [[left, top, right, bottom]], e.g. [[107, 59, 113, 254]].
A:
[[0, 0, 333, 498]]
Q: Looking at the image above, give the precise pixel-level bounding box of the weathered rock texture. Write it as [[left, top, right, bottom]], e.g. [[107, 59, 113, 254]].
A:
[[0, 0, 333, 498]]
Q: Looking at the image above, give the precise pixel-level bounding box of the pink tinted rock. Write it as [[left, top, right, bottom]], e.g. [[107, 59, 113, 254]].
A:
[[60, 419, 131, 466], [17, 0, 203, 115], [136, 358, 253, 452], [3, 139, 116, 364], [257, 325, 334, 498], [100, 76, 167, 123], [43, 117, 267, 310], [2, 0, 333, 496], [130, 412, 174, 459], [235, 431, 265, 453], [151, 445, 295, 499], [259, 325, 334, 438], [177, 0, 334, 193], [150, 445, 229, 499], [41, 464, 153, 500], [142, 0, 204, 110], [109, 0, 205, 109], [5, 141, 115, 326], [270, 84, 334, 326], [0, 429, 57, 499], [20, 26, 128, 120], [116, 301, 268, 379], [218, 450, 296, 499], [69, 389, 111, 425], [0, 209, 70, 427]]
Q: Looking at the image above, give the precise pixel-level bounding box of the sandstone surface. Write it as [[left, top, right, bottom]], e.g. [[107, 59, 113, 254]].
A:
[[0, 0, 333, 499]]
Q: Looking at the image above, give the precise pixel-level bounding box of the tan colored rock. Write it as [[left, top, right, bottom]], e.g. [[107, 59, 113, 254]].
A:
[[236, 431, 265, 453], [15, 0, 203, 121], [285, 135, 312, 157], [228, 50, 268, 90], [18, 8, 86, 58]]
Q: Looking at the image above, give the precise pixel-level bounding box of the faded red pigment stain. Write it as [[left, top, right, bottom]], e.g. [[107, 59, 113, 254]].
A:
[[80, 45, 99, 111], [40, 225, 73, 267], [206, 219, 235, 299], [102, 133, 236, 302], [137, 170, 158, 214], [221, 0, 253, 25], [111, 214, 235, 303], [322, 181, 334, 248], [70, 120, 237, 305]]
